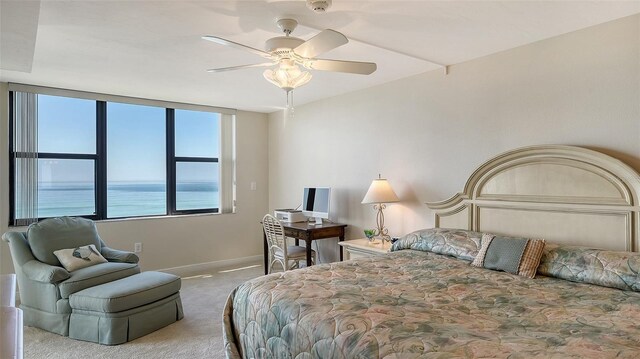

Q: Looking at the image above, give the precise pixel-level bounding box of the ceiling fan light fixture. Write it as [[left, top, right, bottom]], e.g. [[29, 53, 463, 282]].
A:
[[263, 64, 312, 92]]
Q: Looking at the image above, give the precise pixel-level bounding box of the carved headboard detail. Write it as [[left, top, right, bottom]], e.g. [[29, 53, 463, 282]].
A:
[[426, 145, 640, 251]]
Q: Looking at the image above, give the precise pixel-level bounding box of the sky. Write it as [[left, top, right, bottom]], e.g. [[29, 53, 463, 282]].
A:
[[37, 94, 220, 183]]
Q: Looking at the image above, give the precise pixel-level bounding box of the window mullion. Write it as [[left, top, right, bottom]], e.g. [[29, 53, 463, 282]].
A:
[[8, 91, 15, 225], [28, 153, 97, 160], [174, 157, 218, 163], [96, 101, 107, 219], [167, 109, 176, 215]]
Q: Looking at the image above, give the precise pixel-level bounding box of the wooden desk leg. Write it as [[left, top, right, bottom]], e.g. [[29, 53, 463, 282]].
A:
[[306, 239, 313, 267], [339, 231, 345, 261], [263, 231, 268, 275]]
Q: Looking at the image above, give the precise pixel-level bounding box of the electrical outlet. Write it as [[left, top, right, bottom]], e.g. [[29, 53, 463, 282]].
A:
[[134, 243, 142, 253]]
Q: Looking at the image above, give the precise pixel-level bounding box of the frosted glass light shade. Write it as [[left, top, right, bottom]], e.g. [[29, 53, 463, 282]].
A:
[[362, 178, 399, 204], [263, 64, 312, 92]]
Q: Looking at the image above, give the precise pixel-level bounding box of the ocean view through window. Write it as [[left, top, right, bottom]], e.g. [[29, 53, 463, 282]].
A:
[[37, 182, 221, 219], [173, 109, 220, 212], [107, 102, 167, 218], [10, 86, 234, 224]]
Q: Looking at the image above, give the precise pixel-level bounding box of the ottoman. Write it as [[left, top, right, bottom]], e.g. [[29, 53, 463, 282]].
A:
[[68, 271, 183, 345]]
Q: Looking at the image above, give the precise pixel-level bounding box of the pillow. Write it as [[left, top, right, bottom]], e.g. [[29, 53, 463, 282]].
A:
[[28, 217, 103, 266], [517, 239, 546, 278], [538, 244, 640, 291], [471, 234, 545, 279], [391, 228, 483, 261], [53, 244, 108, 272]]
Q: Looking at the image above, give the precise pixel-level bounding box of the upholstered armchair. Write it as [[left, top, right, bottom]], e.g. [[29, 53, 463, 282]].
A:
[[2, 217, 140, 336]]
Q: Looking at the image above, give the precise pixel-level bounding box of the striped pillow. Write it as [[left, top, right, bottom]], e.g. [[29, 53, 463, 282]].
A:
[[472, 234, 545, 279], [517, 239, 546, 278]]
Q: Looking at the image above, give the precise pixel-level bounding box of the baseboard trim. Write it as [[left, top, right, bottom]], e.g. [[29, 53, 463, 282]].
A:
[[158, 255, 263, 277]]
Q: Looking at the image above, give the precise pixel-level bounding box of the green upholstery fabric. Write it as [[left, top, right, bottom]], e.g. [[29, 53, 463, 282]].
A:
[[27, 217, 103, 266], [2, 232, 33, 267], [69, 293, 183, 345], [22, 259, 70, 283], [2, 231, 64, 313], [58, 262, 140, 299], [19, 279, 61, 313], [22, 305, 71, 337], [100, 245, 139, 264], [70, 271, 181, 313]]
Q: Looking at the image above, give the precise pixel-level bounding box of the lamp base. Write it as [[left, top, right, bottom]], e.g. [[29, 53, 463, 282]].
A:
[[375, 234, 391, 244], [372, 203, 391, 243]]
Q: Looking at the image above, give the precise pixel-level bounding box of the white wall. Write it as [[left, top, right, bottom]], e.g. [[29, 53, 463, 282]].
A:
[[268, 14, 640, 262], [0, 89, 269, 274]]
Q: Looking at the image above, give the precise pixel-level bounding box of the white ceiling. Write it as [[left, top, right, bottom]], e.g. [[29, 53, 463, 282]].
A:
[[1, 1, 639, 113]]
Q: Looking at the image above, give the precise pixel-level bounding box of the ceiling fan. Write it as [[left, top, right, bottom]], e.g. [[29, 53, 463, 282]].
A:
[[202, 18, 377, 93]]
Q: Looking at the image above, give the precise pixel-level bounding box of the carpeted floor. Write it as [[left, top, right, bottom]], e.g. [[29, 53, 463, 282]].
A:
[[23, 262, 263, 359]]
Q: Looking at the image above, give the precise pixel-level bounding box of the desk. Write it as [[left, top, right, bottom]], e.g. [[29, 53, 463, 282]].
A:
[[263, 222, 347, 275]]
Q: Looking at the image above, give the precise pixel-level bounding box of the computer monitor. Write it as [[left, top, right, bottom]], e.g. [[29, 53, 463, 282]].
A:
[[302, 187, 330, 225]]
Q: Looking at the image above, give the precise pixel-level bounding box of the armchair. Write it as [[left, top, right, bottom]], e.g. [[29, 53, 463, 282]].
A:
[[2, 217, 140, 336]]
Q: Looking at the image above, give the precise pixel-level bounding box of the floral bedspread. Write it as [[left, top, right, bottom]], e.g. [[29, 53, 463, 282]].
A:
[[224, 250, 640, 358]]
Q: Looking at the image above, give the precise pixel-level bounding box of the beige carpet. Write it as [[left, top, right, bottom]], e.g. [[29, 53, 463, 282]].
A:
[[23, 262, 263, 359]]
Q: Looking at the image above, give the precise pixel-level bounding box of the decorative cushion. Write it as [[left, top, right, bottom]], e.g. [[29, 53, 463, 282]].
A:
[[69, 271, 181, 313], [471, 233, 497, 268], [517, 238, 546, 278], [27, 217, 102, 266], [391, 228, 483, 261], [538, 244, 640, 291], [472, 233, 545, 278], [54, 244, 108, 272]]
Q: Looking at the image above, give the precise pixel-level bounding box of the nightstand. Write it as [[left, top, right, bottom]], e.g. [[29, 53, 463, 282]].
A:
[[339, 238, 392, 260]]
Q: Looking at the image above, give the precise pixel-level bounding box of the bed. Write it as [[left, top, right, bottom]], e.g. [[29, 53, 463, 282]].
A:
[[224, 145, 640, 358]]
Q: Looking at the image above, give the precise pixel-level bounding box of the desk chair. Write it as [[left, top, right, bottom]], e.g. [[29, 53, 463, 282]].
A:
[[262, 214, 316, 273]]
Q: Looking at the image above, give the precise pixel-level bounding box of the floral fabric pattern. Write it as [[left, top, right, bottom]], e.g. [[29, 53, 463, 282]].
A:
[[390, 227, 483, 261], [538, 243, 640, 291], [225, 249, 640, 358]]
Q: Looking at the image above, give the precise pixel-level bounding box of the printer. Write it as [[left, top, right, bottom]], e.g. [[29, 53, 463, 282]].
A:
[[274, 209, 307, 223]]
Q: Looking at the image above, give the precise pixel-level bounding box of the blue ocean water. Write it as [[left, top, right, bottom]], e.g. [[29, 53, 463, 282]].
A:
[[37, 182, 219, 218]]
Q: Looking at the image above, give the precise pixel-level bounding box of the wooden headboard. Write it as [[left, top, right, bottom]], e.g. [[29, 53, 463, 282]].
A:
[[426, 145, 640, 251]]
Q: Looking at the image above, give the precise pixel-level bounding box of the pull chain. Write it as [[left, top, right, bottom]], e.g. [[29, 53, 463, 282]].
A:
[[285, 90, 295, 119]]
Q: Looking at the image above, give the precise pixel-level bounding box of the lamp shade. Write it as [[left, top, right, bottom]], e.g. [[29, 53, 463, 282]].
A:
[[361, 178, 399, 204], [263, 63, 312, 92]]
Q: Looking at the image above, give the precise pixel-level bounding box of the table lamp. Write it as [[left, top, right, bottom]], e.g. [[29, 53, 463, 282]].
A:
[[361, 175, 399, 242]]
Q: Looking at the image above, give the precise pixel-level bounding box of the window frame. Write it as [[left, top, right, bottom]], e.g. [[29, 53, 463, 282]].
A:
[[8, 87, 232, 224]]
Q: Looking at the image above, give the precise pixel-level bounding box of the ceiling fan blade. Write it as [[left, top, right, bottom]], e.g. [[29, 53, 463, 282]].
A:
[[202, 36, 272, 59], [206, 63, 275, 73], [293, 29, 348, 58], [306, 59, 377, 75]]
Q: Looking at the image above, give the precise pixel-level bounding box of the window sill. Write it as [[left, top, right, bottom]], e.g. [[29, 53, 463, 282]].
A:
[[98, 211, 232, 224], [9, 211, 235, 228]]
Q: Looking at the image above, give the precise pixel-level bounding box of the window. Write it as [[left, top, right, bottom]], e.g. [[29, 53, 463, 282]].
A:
[[36, 95, 97, 219], [107, 102, 166, 218], [9, 86, 235, 225], [172, 110, 220, 212]]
